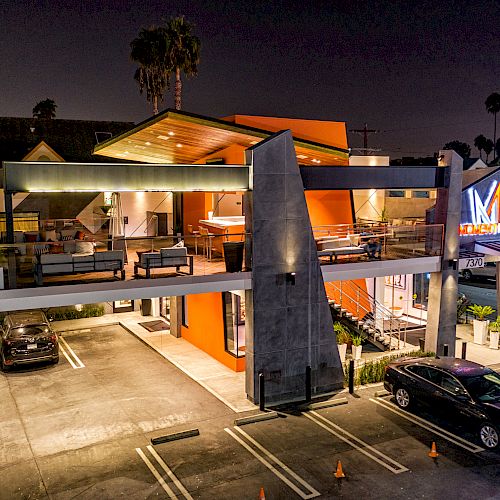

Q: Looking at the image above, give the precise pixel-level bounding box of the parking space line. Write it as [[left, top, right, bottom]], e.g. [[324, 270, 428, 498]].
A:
[[304, 411, 409, 474], [224, 427, 321, 499], [146, 445, 194, 500], [136, 448, 178, 499], [58, 336, 85, 369], [369, 397, 484, 453]]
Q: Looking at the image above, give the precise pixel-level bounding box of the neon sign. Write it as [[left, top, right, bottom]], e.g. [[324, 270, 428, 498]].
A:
[[460, 181, 500, 236]]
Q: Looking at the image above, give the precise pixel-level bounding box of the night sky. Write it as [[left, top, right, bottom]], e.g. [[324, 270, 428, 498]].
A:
[[1, 0, 498, 158]]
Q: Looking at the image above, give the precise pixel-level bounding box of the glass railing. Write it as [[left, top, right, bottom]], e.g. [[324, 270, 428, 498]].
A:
[[0, 224, 250, 290], [313, 223, 444, 264]]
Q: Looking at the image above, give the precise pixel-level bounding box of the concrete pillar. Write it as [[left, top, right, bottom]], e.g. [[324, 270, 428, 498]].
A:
[[244, 131, 344, 405], [151, 297, 160, 317], [169, 296, 183, 338], [425, 150, 463, 356]]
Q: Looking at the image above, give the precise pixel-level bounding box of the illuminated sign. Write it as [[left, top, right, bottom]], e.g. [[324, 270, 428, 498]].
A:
[[460, 181, 500, 236]]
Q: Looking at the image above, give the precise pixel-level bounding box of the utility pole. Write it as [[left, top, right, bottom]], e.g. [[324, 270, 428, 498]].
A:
[[349, 123, 379, 155]]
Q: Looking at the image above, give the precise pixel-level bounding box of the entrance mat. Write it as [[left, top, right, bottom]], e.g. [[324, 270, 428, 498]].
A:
[[139, 320, 170, 332]]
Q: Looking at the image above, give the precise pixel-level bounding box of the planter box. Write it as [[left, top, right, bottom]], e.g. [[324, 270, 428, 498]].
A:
[[223, 242, 244, 273], [337, 343, 347, 363], [490, 331, 499, 350], [473, 319, 489, 345], [352, 345, 362, 360]]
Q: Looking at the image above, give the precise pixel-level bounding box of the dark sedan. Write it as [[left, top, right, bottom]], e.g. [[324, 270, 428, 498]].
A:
[[1, 310, 59, 370], [384, 357, 500, 449]]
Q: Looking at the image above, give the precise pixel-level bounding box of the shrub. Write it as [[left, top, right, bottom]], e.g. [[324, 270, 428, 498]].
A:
[[334, 321, 351, 344], [47, 304, 105, 321]]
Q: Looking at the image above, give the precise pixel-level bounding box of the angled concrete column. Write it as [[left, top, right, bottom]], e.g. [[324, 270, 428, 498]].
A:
[[425, 150, 463, 356], [244, 131, 344, 405]]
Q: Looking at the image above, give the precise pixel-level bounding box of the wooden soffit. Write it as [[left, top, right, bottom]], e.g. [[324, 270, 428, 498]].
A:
[[94, 109, 349, 166]]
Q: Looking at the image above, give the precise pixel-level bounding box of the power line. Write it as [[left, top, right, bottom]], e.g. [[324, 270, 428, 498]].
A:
[[348, 123, 379, 155]]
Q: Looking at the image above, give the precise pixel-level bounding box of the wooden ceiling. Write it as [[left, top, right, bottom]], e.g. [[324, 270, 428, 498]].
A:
[[94, 110, 349, 166]]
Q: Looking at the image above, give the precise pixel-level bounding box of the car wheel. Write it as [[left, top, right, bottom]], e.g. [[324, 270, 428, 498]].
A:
[[394, 386, 411, 409], [52, 356, 59, 365], [479, 422, 499, 449], [462, 269, 473, 281], [1, 356, 11, 372]]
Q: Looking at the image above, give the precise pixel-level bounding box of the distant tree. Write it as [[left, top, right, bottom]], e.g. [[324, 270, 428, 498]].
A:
[[486, 92, 500, 160], [164, 16, 201, 110], [443, 140, 471, 159], [32, 99, 57, 119], [484, 138, 494, 163], [130, 26, 170, 114], [474, 134, 488, 160]]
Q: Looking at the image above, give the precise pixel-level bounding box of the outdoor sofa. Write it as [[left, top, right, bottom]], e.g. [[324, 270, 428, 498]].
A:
[[316, 236, 368, 263], [134, 247, 194, 278]]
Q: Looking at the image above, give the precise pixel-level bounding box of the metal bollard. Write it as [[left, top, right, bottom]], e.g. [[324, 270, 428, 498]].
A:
[[461, 341, 467, 360], [305, 365, 311, 402], [348, 360, 355, 394], [259, 372, 265, 411], [443, 344, 449, 357]]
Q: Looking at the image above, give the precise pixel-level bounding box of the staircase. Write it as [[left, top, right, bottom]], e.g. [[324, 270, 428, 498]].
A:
[[326, 280, 407, 351]]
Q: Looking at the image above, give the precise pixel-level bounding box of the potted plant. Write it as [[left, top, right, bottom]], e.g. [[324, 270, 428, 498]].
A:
[[351, 333, 365, 360], [467, 304, 495, 345], [334, 321, 350, 363], [489, 316, 500, 350]]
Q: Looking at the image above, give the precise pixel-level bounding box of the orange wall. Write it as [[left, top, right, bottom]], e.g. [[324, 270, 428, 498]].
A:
[[224, 115, 348, 152], [305, 191, 353, 227], [181, 292, 245, 372]]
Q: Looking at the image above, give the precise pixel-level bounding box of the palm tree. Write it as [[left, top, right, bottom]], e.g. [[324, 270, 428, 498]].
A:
[[484, 138, 494, 163], [474, 134, 487, 160], [130, 27, 170, 115], [32, 99, 57, 119], [164, 16, 201, 110], [485, 92, 500, 160]]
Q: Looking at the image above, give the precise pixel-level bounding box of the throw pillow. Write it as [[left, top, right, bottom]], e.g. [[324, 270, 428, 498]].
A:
[[172, 240, 185, 248], [25, 233, 38, 243], [33, 244, 50, 256], [49, 243, 64, 254], [75, 230, 85, 240], [42, 229, 57, 242], [60, 229, 76, 240]]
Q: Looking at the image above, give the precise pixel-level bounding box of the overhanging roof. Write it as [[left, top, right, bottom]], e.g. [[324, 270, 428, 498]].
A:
[[93, 109, 349, 165]]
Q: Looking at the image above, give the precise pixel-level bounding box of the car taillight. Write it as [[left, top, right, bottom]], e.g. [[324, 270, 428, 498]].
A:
[[384, 365, 391, 373], [50, 335, 57, 343]]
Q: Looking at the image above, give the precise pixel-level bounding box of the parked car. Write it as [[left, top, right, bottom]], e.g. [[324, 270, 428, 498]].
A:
[[460, 262, 496, 281], [384, 357, 500, 449], [1, 310, 59, 371]]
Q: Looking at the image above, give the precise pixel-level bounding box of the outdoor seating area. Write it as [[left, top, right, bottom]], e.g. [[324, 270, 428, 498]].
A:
[[134, 247, 194, 278]]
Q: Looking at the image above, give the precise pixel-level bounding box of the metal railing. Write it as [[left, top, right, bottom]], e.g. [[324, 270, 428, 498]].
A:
[[327, 279, 407, 350]]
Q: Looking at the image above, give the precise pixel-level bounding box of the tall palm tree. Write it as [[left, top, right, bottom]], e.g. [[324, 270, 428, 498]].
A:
[[32, 99, 57, 119], [485, 92, 500, 160], [130, 27, 170, 114], [484, 138, 494, 163], [474, 134, 487, 160], [164, 16, 201, 110]]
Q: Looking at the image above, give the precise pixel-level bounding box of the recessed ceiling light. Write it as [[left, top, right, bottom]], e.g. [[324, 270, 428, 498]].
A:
[[176, 143, 182, 148], [297, 154, 308, 159], [157, 135, 169, 140], [250, 140, 258, 145], [145, 141, 151, 146], [134, 145, 146, 149], [168, 131, 175, 136]]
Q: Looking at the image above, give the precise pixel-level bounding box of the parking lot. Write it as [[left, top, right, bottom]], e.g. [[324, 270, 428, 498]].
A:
[[2, 325, 500, 498]]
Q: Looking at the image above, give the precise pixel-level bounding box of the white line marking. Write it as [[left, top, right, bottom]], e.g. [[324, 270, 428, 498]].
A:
[[58, 343, 77, 369], [136, 448, 178, 499], [58, 336, 85, 369], [224, 427, 320, 499], [304, 411, 408, 474], [147, 445, 193, 500], [369, 397, 484, 453]]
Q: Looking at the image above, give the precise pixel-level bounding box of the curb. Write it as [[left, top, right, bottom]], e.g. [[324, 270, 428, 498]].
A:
[[374, 390, 390, 397], [234, 411, 279, 426], [299, 397, 348, 411], [151, 428, 200, 445]]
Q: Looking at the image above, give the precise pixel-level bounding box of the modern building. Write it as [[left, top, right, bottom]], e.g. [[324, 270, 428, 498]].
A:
[[1, 109, 462, 405]]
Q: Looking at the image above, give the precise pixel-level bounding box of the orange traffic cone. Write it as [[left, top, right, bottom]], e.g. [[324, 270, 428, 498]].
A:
[[259, 486, 266, 499], [334, 460, 345, 479], [428, 441, 439, 458]]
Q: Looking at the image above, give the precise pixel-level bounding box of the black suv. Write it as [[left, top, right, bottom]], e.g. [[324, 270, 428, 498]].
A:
[[1, 310, 59, 370]]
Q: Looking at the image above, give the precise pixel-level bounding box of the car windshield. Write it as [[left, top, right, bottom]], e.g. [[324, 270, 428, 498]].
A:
[[8, 325, 50, 339], [461, 371, 500, 402]]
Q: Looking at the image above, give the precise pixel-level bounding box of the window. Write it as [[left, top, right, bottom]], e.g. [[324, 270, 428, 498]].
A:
[[388, 190, 405, 197], [222, 292, 246, 357], [412, 190, 430, 198], [181, 296, 188, 327], [439, 373, 467, 395], [413, 273, 430, 311]]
